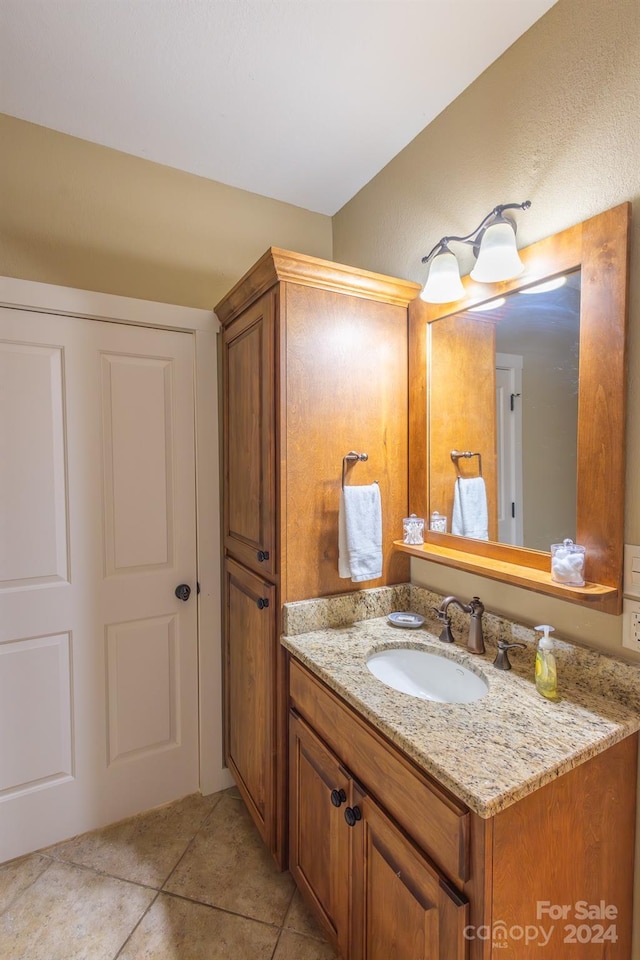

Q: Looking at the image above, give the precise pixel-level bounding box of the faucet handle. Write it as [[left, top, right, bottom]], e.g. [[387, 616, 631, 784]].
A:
[[493, 640, 526, 671], [432, 607, 455, 643]]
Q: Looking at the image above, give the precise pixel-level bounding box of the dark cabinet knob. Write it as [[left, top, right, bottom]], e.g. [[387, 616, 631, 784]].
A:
[[256, 550, 270, 562], [330, 788, 347, 808], [256, 597, 270, 610], [175, 584, 191, 602], [344, 805, 362, 827]]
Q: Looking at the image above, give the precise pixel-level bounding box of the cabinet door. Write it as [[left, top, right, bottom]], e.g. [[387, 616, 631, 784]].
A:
[[289, 711, 351, 957], [222, 291, 277, 577], [350, 786, 469, 960], [224, 558, 276, 846]]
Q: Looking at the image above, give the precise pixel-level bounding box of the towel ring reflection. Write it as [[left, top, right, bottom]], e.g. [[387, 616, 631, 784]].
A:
[[451, 450, 483, 479], [342, 451, 368, 489]]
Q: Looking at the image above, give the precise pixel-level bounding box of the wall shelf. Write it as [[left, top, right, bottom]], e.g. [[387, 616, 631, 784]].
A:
[[393, 540, 618, 609]]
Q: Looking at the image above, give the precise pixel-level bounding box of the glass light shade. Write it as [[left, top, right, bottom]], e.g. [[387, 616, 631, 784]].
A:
[[420, 250, 465, 303], [470, 221, 525, 283]]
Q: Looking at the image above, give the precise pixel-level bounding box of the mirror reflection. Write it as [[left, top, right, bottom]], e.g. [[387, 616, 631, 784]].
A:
[[427, 269, 580, 551]]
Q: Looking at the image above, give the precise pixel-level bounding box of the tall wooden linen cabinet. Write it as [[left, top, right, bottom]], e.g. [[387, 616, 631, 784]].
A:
[[216, 249, 420, 867]]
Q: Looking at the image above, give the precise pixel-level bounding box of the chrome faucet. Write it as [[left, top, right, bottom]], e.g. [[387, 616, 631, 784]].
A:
[[436, 595, 485, 655]]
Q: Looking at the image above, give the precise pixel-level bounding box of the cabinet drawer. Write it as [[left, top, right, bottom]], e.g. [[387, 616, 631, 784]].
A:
[[289, 657, 470, 885]]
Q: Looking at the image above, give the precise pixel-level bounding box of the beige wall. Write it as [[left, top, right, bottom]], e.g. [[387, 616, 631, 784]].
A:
[[0, 114, 332, 308], [334, 0, 640, 659]]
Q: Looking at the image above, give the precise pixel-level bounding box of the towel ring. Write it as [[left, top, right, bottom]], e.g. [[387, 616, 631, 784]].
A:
[[451, 450, 483, 479], [342, 451, 368, 489]]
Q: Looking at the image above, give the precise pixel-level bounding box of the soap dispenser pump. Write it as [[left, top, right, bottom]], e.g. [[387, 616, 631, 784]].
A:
[[534, 624, 558, 700]]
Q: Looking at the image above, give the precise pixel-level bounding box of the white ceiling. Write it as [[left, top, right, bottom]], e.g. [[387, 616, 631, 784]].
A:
[[0, 0, 558, 215]]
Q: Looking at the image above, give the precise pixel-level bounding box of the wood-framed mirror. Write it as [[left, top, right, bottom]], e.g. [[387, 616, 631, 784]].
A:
[[402, 202, 630, 614]]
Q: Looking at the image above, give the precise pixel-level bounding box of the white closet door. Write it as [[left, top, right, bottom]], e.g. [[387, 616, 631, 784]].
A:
[[0, 309, 198, 862]]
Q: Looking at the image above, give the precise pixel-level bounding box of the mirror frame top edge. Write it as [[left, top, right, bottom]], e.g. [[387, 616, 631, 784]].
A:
[[408, 201, 631, 614]]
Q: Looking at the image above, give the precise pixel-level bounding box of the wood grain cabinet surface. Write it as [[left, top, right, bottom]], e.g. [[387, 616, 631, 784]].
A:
[[223, 558, 276, 847], [289, 657, 637, 960], [217, 249, 420, 866]]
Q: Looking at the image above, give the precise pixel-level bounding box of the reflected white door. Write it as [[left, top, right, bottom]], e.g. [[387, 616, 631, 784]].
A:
[[0, 309, 198, 862], [496, 353, 523, 546]]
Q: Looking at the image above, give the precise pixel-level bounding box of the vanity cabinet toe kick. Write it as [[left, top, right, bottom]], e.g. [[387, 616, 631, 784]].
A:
[[287, 655, 637, 960]]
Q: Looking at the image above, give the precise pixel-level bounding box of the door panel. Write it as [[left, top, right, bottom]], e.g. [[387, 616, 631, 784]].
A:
[[0, 341, 68, 587], [222, 292, 276, 577], [289, 711, 351, 956], [105, 614, 178, 764], [0, 633, 72, 796], [101, 353, 175, 573], [0, 308, 199, 862], [224, 558, 275, 844], [351, 787, 468, 960]]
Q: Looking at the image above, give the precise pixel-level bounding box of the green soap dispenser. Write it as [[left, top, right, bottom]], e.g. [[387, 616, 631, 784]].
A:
[[535, 625, 558, 700]]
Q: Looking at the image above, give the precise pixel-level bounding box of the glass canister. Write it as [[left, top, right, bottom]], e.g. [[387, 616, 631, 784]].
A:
[[550, 538, 586, 586], [402, 514, 425, 545], [429, 511, 447, 534]]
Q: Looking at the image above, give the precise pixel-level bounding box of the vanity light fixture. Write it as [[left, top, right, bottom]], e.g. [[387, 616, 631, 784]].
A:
[[420, 201, 531, 304]]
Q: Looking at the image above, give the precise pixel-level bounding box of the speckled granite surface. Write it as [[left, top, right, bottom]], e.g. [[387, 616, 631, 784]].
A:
[[282, 585, 640, 819]]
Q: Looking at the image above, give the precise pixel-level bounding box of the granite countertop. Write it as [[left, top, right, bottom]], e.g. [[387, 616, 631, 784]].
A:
[[281, 585, 640, 819]]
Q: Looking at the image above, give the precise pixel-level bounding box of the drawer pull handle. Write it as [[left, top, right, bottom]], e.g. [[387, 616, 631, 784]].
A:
[[330, 788, 347, 808], [344, 805, 362, 827], [257, 550, 270, 562], [256, 597, 270, 610]]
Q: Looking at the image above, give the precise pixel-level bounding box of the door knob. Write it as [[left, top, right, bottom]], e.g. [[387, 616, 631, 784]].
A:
[[175, 584, 191, 602], [344, 805, 362, 827]]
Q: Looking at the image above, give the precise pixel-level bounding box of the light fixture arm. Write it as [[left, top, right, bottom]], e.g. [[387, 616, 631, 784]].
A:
[[421, 201, 531, 265]]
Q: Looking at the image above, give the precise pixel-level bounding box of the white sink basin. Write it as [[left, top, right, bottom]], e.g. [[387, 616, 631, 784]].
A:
[[366, 647, 489, 704]]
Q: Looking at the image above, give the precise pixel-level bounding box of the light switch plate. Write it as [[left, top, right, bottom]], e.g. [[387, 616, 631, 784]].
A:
[[623, 544, 640, 599], [622, 598, 640, 652]]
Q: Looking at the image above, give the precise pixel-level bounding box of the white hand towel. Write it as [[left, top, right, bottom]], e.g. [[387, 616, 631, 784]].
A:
[[452, 477, 489, 540], [338, 483, 383, 582]]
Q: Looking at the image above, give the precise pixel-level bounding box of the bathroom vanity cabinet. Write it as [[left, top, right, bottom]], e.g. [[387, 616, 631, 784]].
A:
[[288, 656, 637, 960], [216, 250, 419, 866]]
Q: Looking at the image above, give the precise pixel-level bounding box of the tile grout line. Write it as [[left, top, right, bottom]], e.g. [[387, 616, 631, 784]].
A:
[[111, 889, 161, 960], [270, 926, 286, 960], [0, 855, 54, 918], [157, 790, 227, 891], [149, 887, 287, 931]]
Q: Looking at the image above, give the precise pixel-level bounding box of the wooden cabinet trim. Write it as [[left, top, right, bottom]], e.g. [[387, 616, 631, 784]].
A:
[[215, 247, 421, 325], [289, 657, 470, 885]]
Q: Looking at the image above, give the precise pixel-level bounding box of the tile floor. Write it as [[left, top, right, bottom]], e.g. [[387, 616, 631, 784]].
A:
[[0, 787, 339, 960]]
